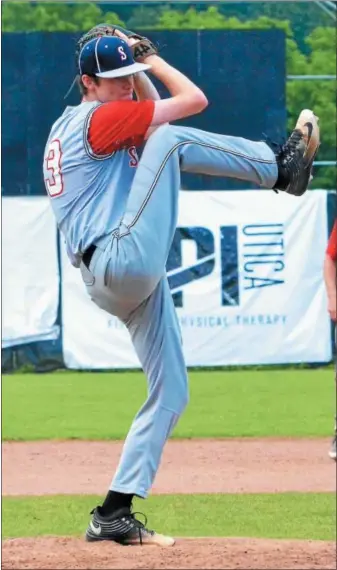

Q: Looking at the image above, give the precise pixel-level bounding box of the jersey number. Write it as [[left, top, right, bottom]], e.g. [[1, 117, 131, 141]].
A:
[[45, 139, 64, 197]]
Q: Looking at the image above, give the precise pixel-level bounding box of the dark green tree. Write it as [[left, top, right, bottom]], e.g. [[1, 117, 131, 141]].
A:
[[2, 2, 125, 32]]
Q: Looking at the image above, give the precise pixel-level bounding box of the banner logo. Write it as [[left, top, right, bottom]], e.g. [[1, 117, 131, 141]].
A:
[[167, 224, 285, 307]]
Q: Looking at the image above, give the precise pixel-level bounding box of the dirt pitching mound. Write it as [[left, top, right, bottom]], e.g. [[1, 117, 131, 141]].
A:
[[2, 537, 335, 569]]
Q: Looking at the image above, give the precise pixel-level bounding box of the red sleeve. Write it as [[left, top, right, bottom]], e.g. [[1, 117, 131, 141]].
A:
[[87, 100, 155, 156], [326, 220, 337, 261]]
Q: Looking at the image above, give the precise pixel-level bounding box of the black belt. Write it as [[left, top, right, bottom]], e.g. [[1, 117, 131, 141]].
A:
[[82, 244, 96, 269]]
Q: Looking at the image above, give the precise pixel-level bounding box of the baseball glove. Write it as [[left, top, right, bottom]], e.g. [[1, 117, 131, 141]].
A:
[[76, 23, 158, 63]]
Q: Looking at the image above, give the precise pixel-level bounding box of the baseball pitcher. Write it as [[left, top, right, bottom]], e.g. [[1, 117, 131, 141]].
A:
[[43, 24, 320, 546]]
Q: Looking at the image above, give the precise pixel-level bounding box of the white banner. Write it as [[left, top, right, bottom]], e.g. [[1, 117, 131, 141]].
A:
[[61, 190, 331, 368], [2, 197, 60, 348]]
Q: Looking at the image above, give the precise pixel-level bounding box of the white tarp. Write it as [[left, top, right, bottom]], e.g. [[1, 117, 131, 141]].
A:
[[61, 190, 331, 368], [2, 197, 60, 347]]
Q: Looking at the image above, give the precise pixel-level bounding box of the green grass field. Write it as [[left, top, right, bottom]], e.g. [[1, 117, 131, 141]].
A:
[[3, 368, 335, 544], [2, 493, 335, 541], [2, 368, 334, 440]]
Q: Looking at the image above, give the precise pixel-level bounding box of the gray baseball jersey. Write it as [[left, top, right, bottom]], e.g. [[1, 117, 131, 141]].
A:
[[43, 99, 154, 266]]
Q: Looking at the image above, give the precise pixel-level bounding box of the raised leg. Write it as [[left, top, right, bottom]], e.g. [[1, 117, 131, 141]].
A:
[[109, 124, 278, 309]]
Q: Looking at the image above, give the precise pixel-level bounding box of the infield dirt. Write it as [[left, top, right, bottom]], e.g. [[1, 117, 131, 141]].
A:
[[2, 437, 336, 569]]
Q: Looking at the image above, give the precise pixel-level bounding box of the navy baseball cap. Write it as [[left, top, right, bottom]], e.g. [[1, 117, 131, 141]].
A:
[[78, 36, 151, 78]]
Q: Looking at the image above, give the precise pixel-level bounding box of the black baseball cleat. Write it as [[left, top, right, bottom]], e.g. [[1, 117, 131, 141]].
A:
[[273, 109, 320, 196], [85, 506, 175, 546]]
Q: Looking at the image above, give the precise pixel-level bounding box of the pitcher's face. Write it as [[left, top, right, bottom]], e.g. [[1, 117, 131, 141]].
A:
[[82, 74, 135, 102]]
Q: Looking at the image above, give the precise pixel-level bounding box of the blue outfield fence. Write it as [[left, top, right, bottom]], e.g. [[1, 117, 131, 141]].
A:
[[2, 29, 286, 196]]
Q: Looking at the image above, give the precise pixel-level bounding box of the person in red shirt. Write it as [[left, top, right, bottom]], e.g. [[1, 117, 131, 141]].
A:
[[324, 219, 337, 460]]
